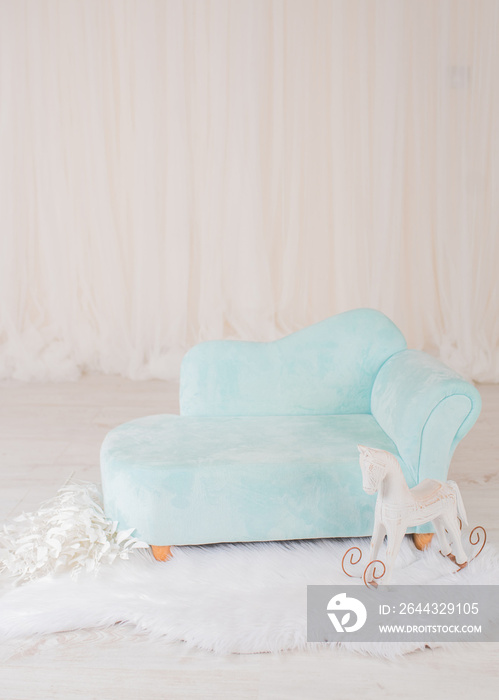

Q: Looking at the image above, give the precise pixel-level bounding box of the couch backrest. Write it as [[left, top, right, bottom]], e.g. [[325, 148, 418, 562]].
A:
[[180, 308, 407, 416]]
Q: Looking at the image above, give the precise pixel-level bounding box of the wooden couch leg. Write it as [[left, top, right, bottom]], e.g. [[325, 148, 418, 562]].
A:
[[413, 533, 434, 551], [151, 545, 172, 561]]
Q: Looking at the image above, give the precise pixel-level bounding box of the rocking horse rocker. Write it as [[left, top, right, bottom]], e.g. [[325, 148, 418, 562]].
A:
[[342, 445, 486, 586]]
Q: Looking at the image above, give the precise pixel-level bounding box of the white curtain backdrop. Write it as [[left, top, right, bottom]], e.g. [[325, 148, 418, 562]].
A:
[[0, 0, 498, 382]]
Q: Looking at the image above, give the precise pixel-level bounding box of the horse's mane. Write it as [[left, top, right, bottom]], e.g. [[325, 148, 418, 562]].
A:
[[359, 446, 400, 471]]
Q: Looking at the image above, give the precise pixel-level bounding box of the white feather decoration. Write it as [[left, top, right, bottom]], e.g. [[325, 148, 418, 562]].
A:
[[0, 482, 148, 584]]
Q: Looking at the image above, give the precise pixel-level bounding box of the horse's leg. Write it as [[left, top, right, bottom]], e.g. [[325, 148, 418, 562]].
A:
[[433, 516, 451, 556], [380, 521, 406, 585], [369, 515, 386, 562], [443, 510, 468, 566]]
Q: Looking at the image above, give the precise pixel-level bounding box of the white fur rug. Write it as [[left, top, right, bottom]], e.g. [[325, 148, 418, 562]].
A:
[[1, 483, 498, 659]]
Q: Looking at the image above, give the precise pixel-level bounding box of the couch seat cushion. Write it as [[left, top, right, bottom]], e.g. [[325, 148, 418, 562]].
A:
[[100, 414, 414, 545]]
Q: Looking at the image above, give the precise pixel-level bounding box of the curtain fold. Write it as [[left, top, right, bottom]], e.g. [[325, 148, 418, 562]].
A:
[[0, 0, 498, 381]]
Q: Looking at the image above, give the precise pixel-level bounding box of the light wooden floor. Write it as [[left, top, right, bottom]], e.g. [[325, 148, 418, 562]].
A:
[[0, 375, 498, 700]]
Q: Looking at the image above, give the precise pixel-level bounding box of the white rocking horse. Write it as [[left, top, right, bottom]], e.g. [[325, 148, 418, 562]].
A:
[[356, 445, 470, 585]]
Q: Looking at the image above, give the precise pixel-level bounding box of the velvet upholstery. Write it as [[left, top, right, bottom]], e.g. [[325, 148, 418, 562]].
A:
[[371, 349, 481, 484], [180, 308, 407, 417], [100, 309, 481, 546], [101, 414, 411, 546]]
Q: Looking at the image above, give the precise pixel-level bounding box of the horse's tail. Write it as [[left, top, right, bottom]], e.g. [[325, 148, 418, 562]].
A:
[[447, 480, 468, 527]]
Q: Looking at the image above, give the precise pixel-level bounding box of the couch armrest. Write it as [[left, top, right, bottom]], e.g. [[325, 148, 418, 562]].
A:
[[371, 350, 481, 484]]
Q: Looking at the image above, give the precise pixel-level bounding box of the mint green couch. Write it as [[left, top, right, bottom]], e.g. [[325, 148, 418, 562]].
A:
[[100, 309, 481, 547]]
